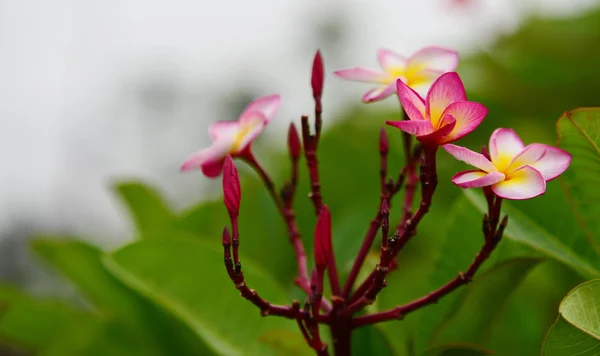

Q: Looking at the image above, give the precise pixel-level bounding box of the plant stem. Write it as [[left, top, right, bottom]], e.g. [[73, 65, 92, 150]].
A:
[[351, 197, 507, 328], [331, 319, 352, 356], [242, 151, 332, 311]]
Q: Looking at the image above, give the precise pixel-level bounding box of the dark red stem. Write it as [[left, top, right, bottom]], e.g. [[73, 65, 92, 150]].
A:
[[351, 197, 507, 328], [300, 115, 341, 297]]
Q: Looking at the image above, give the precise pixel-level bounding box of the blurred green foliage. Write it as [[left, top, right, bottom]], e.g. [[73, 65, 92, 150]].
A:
[[3, 6, 600, 356]]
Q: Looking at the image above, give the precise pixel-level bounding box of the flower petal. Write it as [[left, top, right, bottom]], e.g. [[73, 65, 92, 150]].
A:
[[240, 94, 281, 124], [508, 143, 572, 180], [438, 101, 487, 144], [334, 67, 389, 84], [386, 119, 434, 137], [362, 82, 397, 103], [406, 69, 445, 95], [452, 170, 505, 188], [443, 144, 496, 172], [209, 120, 239, 141], [232, 111, 268, 153], [377, 48, 407, 72], [418, 114, 456, 144], [426, 72, 467, 127], [180, 141, 232, 176], [492, 165, 546, 200], [489, 128, 525, 171], [407, 46, 460, 73], [396, 79, 426, 120]]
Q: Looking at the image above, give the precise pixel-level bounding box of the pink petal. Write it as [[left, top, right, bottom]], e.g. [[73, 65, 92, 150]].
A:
[[491, 165, 546, 200], [386, 119, 434, 137], [438, 101, 487, 144], [240, 94, 281, 124], [362, 82, 397, 103], [396, 79, 426, 120], [452, 170, 505, 188], [201, 159, 226, 178], [508, 143, 572, 181], [181, 142, 232, 177], [418, 114, 456, 144], [489, 128, 525, 169], [407, 46, 460, 73], [377, 48, 407, 72], [426, 72, 467, 127], [232, 111, 268, 153], [209, 120, 239, 141], [443, 144, 496, 172], [334, 67, 389, 84]]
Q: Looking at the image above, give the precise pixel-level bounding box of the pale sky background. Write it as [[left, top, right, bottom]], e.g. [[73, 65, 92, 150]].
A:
[[0, 0, 598, 250]]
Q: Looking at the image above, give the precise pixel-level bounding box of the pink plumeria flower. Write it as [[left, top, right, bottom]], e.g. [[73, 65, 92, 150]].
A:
[[386, 72, 487, 145], [444, 128, 572, 200], [334, 46, 459, 103], [180, 94, 281, 178]]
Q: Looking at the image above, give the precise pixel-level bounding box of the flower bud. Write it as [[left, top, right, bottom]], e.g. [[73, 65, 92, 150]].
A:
[[311, 50, 324, 101], [314, 205, 332, 273], [288, 123, 301, 161], [222, 155, 241, 217], [379, 128, 389, 154]]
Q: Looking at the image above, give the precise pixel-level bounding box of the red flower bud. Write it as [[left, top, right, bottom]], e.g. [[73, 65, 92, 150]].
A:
[[379, 128, 389, 154], [288, 123, 301, 161], [311, 50, 324, 101], [222, 155, 241, 217], [314, 205, 332, 273], [222, 226, 231, 246]]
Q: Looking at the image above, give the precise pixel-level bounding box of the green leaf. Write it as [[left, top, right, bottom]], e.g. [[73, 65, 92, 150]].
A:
[[31, 237, 213, 356], [464, 190, 600, 278], [421, 343, 493, 356], [433, 258, 541, 345], [0, 298, 86, 350], [542, 316, 600, 356], [352, 325, 398, 356], [559, 279, 600, 339], [258, 329, 312, 356], [104, 236, 306, 356], [557, 108, 600, 255], [113, 181, 174, 239]]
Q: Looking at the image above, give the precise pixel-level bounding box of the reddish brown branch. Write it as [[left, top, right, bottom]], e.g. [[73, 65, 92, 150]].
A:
[[242, 152, 333, 311], [351, 197, 507, 328]]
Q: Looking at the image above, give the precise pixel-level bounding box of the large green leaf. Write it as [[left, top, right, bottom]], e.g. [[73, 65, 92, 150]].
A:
[[557, 108, 600, 255], [32, 237, 212, 356], [559, 279, 600, 339], [542, 316, 600, 356], [541, 279, 600, 355], [104, 236, 306, 356], [464, 190, 600, 278], [351, 325, 397, 356], [432, 258, 541, 345], [422, 344, 493, 356], [113, 181, 175, 239]]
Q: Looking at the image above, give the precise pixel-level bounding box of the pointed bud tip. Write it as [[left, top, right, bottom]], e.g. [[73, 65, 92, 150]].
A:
[[287, 123, 301, 160], [379, 128, 389, 153], [222, 156, 241, 217], [222, 226, 231, 244], [311, 50, 324, 100]]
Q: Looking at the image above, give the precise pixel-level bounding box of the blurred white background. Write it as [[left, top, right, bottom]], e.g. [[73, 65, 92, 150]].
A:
[[0, 0, 597, 282]]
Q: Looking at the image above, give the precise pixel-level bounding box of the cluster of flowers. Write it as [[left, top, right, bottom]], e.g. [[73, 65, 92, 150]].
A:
[[182, 46, 570, 200], [179, 46, 571, 355]]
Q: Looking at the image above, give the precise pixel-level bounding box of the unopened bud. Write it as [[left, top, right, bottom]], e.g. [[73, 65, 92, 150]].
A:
[[311, 50, 324, 101], [379, 128, 389, 154], [222, 226, 231, 246], [380, 199, 389, 216], [288, 123, 301, 161], [314, 205, 332, 273], [222, 155, 241, 217]]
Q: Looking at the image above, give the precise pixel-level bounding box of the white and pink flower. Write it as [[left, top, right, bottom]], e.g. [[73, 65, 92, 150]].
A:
[[444, 128, 572, 200], [334, 47, 459, 103], [180, 94, 281, 177], [387, 72, 487, 145]]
